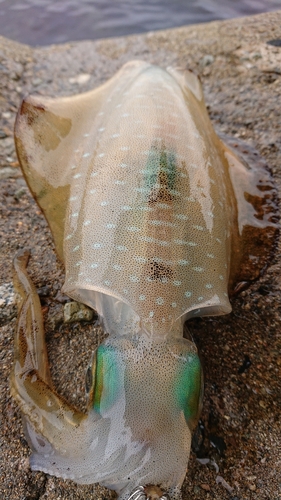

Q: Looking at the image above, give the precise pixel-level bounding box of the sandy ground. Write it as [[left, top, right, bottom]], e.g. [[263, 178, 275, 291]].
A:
[[0, 10, 281, 500]]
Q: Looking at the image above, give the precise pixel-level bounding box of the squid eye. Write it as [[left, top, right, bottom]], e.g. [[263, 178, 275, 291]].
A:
[[85, 350, 97, 404], [85, 365, 92, 394]]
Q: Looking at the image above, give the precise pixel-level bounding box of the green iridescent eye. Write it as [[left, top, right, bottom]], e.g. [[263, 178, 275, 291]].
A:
[[92, 344, 121, 414], [174, 353, 203, 431]]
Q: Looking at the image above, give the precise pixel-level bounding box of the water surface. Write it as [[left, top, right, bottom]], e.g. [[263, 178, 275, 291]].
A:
[[0, 0, 280, 46]]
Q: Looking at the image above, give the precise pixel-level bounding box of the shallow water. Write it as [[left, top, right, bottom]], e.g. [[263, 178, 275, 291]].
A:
[[0, 0, 280, 46]]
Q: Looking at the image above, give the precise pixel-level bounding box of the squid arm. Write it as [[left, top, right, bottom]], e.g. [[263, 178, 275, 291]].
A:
[[11, 249, 87, 455]]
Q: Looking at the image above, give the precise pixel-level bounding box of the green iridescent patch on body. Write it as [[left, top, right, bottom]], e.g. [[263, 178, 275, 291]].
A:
[[92, 345, 121, 414], [144, 143, 178, 194], [174, 353, 203, 431]]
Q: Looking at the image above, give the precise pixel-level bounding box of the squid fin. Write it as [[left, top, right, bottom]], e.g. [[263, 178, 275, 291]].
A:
[[166, 66, 204, 102], [219, 135, 279, 292], [14, 89, 105, 261], [14, 61, 151, 262]]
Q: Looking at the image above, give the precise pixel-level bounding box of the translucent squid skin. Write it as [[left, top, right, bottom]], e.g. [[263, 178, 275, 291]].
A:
[[12, 250, 202, 500], [12, 61, 277, 499]]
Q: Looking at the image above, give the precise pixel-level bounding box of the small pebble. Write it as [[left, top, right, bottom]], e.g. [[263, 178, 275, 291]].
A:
[[18, 457, 30, 472], [200, 483, 211, 491], [32, 78, 43, 86], [216, 476, 234, 493], [14, 187, 27, 200], [197, 458, 210, 466], [64, 301, 95, 323], [252, 52, 262, 60], [6, 156, 15, 163], [193, 486, 201, 494], [69, 73, 91, 85], [200, 54, 214, 66], [248, 484, 256, 491], [0, 167, 21, 179]]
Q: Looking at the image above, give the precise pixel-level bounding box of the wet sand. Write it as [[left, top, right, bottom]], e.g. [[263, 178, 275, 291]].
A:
[[0, 10, 281, 500]]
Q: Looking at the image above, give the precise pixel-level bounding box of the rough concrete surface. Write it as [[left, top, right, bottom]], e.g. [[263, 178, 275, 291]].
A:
[[0, 10, 281, 500]]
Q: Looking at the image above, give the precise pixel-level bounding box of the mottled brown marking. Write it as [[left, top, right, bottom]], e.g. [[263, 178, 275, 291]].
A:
[[148, 259, 173, 282]]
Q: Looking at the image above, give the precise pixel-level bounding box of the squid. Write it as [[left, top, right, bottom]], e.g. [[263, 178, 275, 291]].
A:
[[11, 60, 277, 500]]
